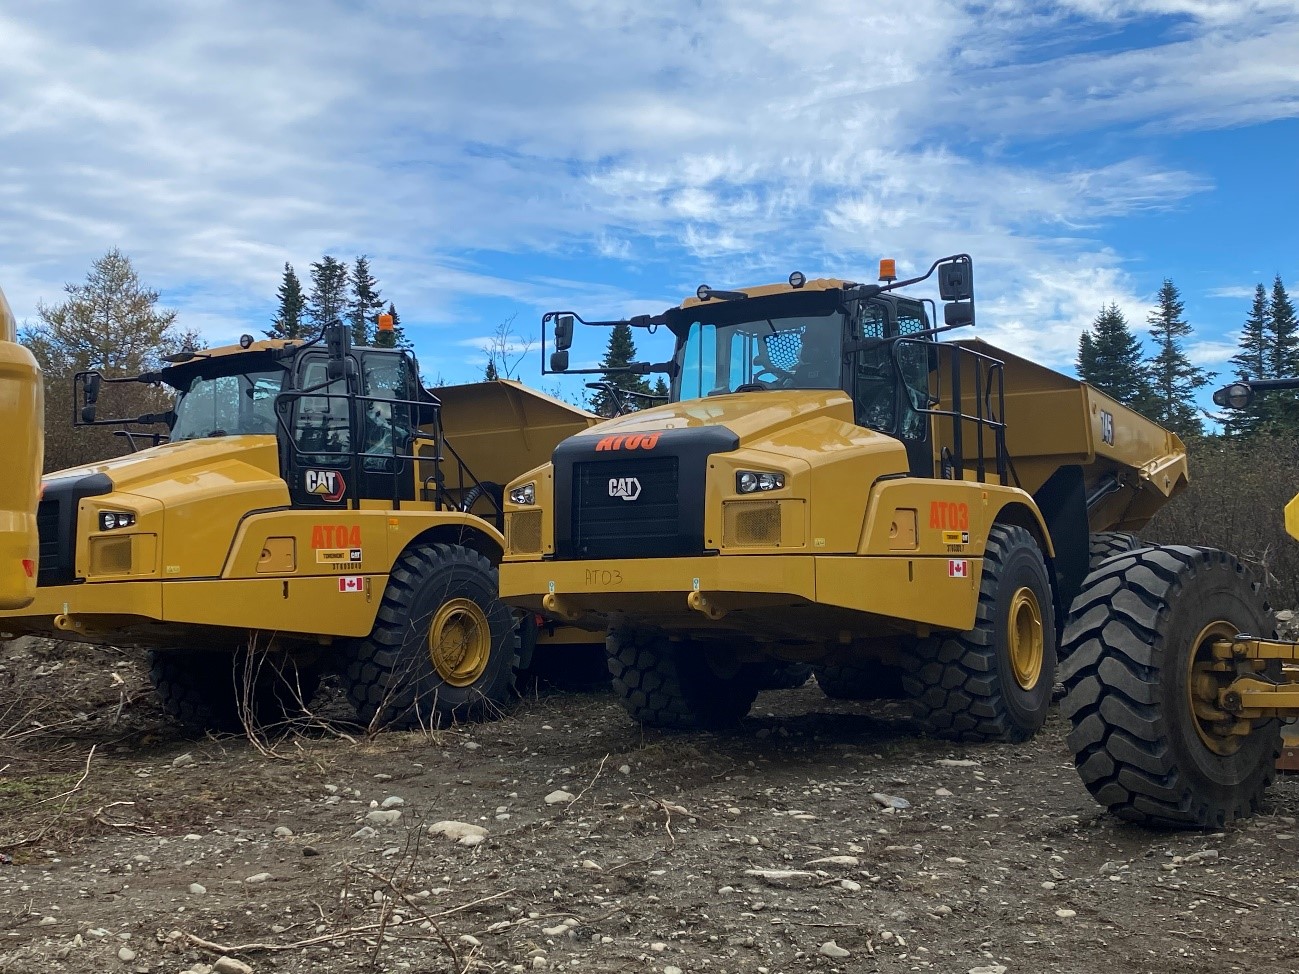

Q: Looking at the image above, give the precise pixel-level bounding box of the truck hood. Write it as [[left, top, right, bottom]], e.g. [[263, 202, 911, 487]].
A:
[[568, 390, 857, 442]]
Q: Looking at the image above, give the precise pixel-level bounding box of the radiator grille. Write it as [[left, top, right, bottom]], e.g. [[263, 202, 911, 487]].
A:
[[506, 510, 543, 555], [571, 456, 687, 559], [724, 500, 782, 547]]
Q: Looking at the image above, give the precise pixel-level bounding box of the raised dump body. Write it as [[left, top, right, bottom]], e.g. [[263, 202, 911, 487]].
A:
[[0, 286, 43, 609]]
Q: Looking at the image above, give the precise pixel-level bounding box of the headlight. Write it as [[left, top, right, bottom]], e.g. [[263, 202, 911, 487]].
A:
[[98, 511, 136, 531], [509, 482, 536, 506], [736, 471, 784, 494]]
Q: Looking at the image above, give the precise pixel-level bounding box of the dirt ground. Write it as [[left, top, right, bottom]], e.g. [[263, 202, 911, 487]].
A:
[[2, 637, 1298, 974]]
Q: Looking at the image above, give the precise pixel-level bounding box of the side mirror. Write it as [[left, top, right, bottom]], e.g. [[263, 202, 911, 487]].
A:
[[938, 259, 973, 302], [1213, 382, 1254, 409], [943, 301, 974, 328], [554, 314, 574, 352], [550, 350, 570, 372], [81, 371, 102, 424], [325, 321, 350, 379]]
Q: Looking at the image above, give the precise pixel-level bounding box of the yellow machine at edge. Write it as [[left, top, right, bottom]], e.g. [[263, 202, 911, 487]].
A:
[[0, 316, 596, 731], [0, 285, 43, 611], [500, 256, 1187, 746]]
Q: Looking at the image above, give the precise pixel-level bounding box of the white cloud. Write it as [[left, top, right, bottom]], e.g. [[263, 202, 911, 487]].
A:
[[0, 0, 1295, 380], [1206, 286, 1256, 299]]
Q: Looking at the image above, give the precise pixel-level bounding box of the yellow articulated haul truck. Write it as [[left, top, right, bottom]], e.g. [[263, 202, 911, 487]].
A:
[[499, 256, 1188, 742], [1058, 377, 1299, 828], [0, 285, 43, 610], [0, 315, 595, 731]]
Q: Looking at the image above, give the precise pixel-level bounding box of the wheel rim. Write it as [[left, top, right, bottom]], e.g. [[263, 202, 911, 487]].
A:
[[427, 598, 492, 687], [1008, 586, 1044, 690], [1187, 620, 1251, 756]]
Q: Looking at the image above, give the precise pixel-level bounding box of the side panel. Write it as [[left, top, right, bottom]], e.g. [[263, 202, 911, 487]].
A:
[[0, 287, 42, 610]]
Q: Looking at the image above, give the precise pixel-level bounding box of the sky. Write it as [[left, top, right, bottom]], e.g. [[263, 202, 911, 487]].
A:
[[2, 0, 1298, 400]]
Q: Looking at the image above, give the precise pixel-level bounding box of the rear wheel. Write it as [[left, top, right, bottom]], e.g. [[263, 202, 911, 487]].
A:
[[607, 629, 759, 730], [903, 523, 1057, 742], [752, 661, 814, 691], [1059, 546, 1279, 828], [1089, 531, 1143, 570], [342, 543, 518, 729], [148, 650, 320, 733], [813, 660, 906, 700]]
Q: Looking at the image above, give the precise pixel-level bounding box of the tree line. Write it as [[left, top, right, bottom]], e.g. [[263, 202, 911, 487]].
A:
[[1077, 275, 1298, 438], [269, 255, 409, 350]]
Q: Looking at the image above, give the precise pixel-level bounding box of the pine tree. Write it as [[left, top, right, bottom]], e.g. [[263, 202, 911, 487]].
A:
[[1228, 284, 1271, 435], [651, 376, 669, 401], [1075, 303, 1152, 410], [348, 255, 384, 346], [484, 358, 500, 380], [266, 262, 306, 339], [591, 321, 651, 417], [1266, 275, 1299, 432], [306, 255, 349, 332], [1145, 278, 1210, 438]]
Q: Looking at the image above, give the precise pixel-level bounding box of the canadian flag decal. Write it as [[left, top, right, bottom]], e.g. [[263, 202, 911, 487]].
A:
[[338, 575, 364, 593], [948, 559, 969, 578]]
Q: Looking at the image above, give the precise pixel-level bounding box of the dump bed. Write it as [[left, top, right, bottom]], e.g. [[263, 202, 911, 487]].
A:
[[943, 338, 1187, 533], [431, 379, 598, 488]]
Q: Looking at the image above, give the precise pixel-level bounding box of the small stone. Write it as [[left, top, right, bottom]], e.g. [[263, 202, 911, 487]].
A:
[[946, 856, 967, 865], [172, 753, 195, 768], [273, 826, 293, 838], [545, 790, 575, 805], [718, 886, 736, 894], [935, 788, 953, 797], [366, 809, 402, 826], [303, 846, 319, 856], [581, 860, 602, 871], [839, 879, 862, 892], [743, 868, 817, 886], [428, 821, 489, 846], [871, 792, 910, 810], [651, 942, 667, 952], [1184, 849, 1220, 864], [38, 916, 56, 926], [531, 957, 548, 970], [969, 966, 1007, 974], [460, 934, 481, 946], [1041, 881, 1056, 890], [820, 941, 851, 958], [464, 741, 481, 750], [352, 826, 378, 839], [117, 946, 137, 962], [935, 758, 979, 767], [618, 764, 631, 775], [1055, 908, 1077, 918], [245, 872, 273, 884], [381, 796, 406, 809], [665, 967, 683, 974], [214, 959, 254, 974], [189, 883, 206, 895], [934, 905, 953, 916]]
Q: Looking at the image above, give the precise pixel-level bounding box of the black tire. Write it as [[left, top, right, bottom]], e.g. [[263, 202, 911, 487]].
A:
[[1089, 531, 1143, 570], [813, 660, 906, 700], [607, 629, 759, 730], [148, 650, 320, 733], [341, 543, 517, 730], [1059, 546, 1280, 828], [752, 661, 814, 691], [903, 523, 1057, 742]]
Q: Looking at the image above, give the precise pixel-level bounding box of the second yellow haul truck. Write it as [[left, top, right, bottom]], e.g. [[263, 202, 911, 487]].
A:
[[0, 285, 43, 611], [0, 314, 595, 731], [499, 256, 1189, 740]]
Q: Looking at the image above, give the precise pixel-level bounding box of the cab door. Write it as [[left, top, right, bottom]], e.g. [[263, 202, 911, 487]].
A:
[[850, 298, 934, 477]]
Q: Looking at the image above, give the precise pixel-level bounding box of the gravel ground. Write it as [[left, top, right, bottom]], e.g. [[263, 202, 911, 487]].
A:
[[2, 636, 1298, 974]]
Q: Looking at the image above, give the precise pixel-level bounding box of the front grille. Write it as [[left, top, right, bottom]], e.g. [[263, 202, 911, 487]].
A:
[[571, 456, 686, 559], [506, 510, 543, 555], [36, 498, 70, 586], [724, 499, 782, 547]]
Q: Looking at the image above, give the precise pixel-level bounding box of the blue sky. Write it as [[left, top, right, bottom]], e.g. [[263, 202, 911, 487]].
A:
[[2, 0, 1297, 402]]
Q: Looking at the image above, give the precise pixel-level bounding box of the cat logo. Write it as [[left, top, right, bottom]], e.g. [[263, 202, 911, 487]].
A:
[[608, 477, 642, 501], [305, 469, 346, 503]]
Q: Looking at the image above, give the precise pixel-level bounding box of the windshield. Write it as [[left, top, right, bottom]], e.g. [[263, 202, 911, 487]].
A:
[[171, 369, 286, 441], [673, 311, 845, 401]]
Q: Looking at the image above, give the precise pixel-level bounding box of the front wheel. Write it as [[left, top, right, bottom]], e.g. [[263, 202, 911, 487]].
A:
[[903, 523, 1057, 742], [148, 650, 319, 733], [342, 543, 518, 729], [1060, 546, 1279, 828]]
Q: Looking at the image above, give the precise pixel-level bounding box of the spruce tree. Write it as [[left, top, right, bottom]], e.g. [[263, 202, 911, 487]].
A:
[[1228, 284, 1271, 435], [591, 321, 651, 417], [484, 358, 500, 380], [266, 262, 306, 339], [1076, 303, 1152, 410], [348, 255, 384, 346], [651, 376, 670, 401], [1145, 278, 1209, 437], [1266, 275, 1299, 432], [306, 255, 350, 332]]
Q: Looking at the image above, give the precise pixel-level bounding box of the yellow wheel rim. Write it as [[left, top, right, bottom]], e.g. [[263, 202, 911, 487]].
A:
[[427, 598, 492, 687], [1186, 620, 1250, 756], [1008, 586, 1044, 690]]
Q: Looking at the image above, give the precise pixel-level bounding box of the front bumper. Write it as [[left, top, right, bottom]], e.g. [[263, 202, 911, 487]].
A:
[[499, 554, 979, 634]]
